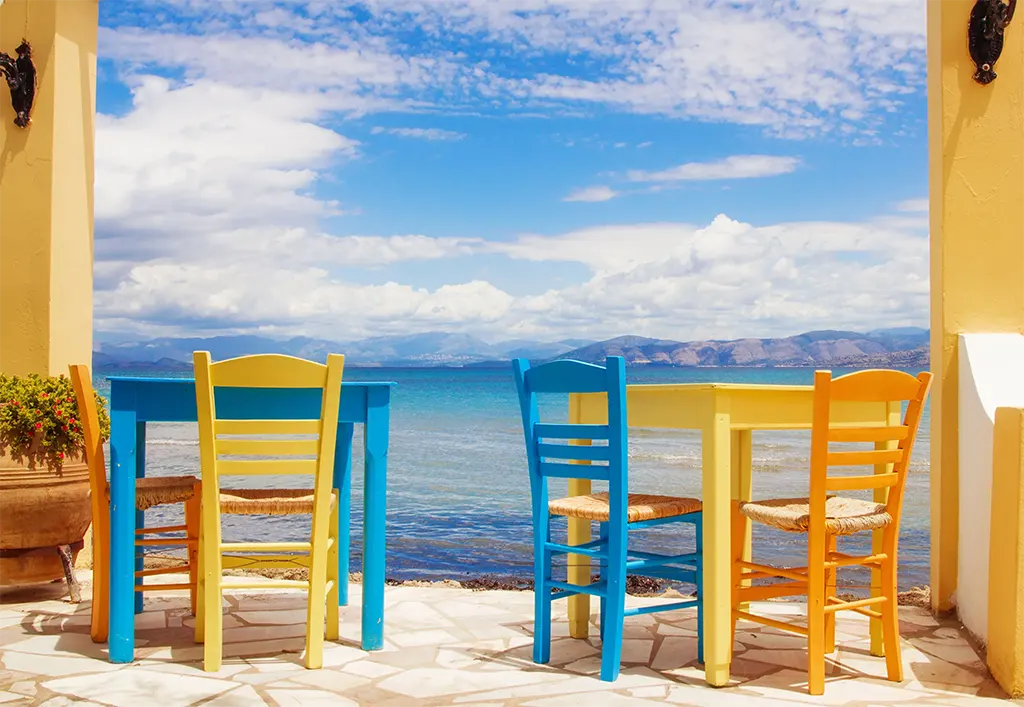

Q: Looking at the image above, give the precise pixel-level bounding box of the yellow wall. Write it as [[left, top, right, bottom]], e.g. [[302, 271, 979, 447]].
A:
[[0, 0, 98, 377], [990, 407, 1024, 697], [927, 0, 1024, 614]]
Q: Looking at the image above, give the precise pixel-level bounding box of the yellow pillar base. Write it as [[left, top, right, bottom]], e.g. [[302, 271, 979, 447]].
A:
[[989, 408, 1024, 698], [0, 0, 98, 377]]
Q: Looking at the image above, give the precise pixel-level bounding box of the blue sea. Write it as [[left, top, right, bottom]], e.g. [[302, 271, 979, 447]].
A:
[[95, 366, 931, 592]]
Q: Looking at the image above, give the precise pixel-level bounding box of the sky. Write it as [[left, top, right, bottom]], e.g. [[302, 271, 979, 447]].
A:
[[92, 0, 929, 345]]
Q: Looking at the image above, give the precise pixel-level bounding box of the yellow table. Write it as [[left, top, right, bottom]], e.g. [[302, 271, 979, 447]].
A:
[[567, 383, 900, 687]]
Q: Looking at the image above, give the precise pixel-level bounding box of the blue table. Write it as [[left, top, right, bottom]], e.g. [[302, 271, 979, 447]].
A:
[[106, 376, 394, 663]]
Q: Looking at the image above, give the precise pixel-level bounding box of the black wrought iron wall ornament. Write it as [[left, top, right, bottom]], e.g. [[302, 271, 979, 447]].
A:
[[969, 0, 1017, 85], [0, 40, 36, 128]]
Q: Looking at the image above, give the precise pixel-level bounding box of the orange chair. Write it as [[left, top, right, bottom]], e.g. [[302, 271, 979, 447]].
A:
[[70, 365, 200, 643], [730, 369, 932, 695]]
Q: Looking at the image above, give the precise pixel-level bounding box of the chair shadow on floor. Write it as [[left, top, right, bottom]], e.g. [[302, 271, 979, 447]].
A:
[[456, 610, 991, 698], [8, 592, 359, 670]]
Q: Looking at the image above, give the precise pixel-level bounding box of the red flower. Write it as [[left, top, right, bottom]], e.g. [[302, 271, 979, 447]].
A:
[[35, 422, 41, 430], [57, 452, 64, 460], [40, 393, 48, 398], [69, 418, 77, 425], [62, 425, 69, 432]]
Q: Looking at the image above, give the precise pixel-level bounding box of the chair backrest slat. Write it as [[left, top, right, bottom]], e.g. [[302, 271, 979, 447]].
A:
[[825, 473, 900, 492], [208, 354, 330, 389], [513, 356, 628, 516], [827, 425, 909, 443], [216, 438, 320, 457], [538, 461, 612, 481], [216, 459, 319, 476], [215, 419, 321, 435], [826, 449, 904, 467], [537, 442, 610, 463], [535, 423, 609, 441], [809, 368, 933, 536], [827, 369, 925, 402], [523, 359, 610, 393]]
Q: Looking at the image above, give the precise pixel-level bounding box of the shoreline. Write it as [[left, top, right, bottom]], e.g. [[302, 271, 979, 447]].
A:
[[142, 554, 933, 607]]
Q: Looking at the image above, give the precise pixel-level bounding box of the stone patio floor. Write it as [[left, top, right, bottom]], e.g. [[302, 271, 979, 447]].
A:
[[0, 571, 1019, 706]]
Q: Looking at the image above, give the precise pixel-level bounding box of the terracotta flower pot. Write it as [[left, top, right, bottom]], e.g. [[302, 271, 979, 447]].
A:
[[0, 450, 91, 586]]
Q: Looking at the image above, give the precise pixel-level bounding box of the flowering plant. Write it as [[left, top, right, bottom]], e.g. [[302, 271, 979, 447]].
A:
[[0, 373, 110, 471]]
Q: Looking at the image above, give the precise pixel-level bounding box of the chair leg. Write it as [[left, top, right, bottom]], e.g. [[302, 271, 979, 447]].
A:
[[202, 519, 222, 671], [533, 530, 552, 665], [91, 521, 110, 643], [185, 485, 201, 616], [807, 535, 826, 695], [305, 490, 333, 670], [194, 519, 205, 645], [326, 495, 340, 642], [599, 559, 626, 682], [728, 502, 745, 664], [695, 516, 704, 666], [598, 521, 608, 643], [824, 533, 837, 654], [880, 557, 903, 682]]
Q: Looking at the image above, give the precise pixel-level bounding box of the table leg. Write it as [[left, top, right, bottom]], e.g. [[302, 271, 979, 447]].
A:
[[362, 388, 389, 651], [566, 393, 592, 639], [566, 481, 593, 639], [703, 412, 732, 686], [134, 422, 146, 615], [731, 430, 753, 612], [109, 408, 138, 663], [871, 402, 902, 657], [334, 423, 354, 607]]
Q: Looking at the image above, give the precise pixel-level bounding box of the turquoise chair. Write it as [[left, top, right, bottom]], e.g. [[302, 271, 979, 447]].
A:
[[512, 356, 704, 681]]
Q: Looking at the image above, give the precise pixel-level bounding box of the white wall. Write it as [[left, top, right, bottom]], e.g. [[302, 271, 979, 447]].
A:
[[957, 334, 1024, 643]]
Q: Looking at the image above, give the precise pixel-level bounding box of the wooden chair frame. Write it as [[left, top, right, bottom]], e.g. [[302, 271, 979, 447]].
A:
[[514, 356, 704, 682], [730, 369, 933, 695], [193, 351, 345, 671], [70, 364, 199, 644]]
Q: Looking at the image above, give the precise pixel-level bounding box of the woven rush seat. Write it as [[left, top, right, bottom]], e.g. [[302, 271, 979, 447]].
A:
[[219, 488, 337, 515], [740, 496, 891, 536], [104, 475, 198, 511], [549, 492, 702, 523]]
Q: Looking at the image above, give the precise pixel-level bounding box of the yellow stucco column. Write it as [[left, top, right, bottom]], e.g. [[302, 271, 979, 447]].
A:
[[927, 0, 1024, 614], [0, 0, 98, 377], [990, 407, 1024, 697]]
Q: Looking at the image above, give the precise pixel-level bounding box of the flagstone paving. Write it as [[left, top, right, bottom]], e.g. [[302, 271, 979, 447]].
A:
[[0, 572, 1018, 706]]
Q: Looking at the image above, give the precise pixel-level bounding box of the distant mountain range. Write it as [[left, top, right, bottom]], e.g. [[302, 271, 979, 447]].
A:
[[93, 327, 929, 370]]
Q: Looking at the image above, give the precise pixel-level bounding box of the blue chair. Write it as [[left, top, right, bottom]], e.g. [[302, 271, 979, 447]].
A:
[[512, 356, 704, 681]]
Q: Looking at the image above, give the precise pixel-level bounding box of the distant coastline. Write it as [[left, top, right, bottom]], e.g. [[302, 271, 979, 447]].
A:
[[93, 326, 930, 371]]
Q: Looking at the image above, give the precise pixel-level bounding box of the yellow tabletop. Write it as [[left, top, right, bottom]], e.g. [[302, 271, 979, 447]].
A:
[[567, 382, 899, 687]]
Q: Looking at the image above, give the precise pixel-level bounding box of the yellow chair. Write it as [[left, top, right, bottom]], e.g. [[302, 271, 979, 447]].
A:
[[69, 364, 200, 643], [730, 369, 933, 695], [192, 351, 345, 671]]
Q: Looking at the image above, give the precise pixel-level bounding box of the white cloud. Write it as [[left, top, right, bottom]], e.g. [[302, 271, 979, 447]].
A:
[[497, 213, 928, 340], [627, 155, 800, 183], [95, 210, 928, 341], [563, 186, 619, 203], [100, 0, 926, 138], [90, 2, 930, 342], [371, 126, 466, 140], [896, 198, 928, 212], [96, 76, 358, 238]]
